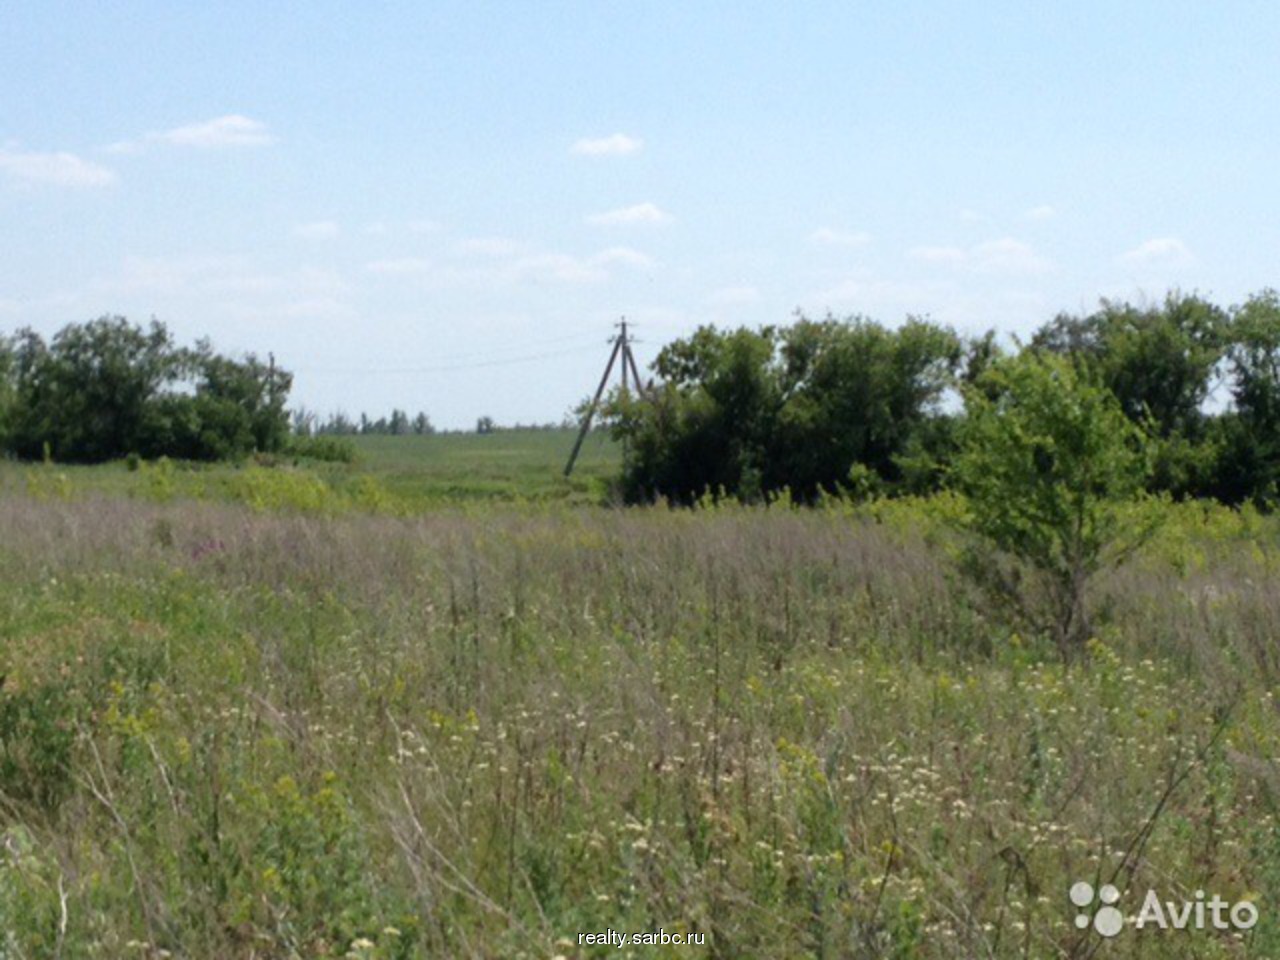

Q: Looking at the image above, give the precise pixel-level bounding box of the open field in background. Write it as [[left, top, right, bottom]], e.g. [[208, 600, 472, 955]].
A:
[[348, 429, 620, 504], [1, 479, 1280, 957], [0, 428, 622, 511]]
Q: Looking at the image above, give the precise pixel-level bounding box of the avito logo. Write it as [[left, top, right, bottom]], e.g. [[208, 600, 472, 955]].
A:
[[1070, 881, 1259, 938]]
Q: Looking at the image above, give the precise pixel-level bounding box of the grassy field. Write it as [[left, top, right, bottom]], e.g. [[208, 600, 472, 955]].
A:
[[347, 429, 620, 503], [0, 427, 622, 510], [2, 439, 1280, 958]]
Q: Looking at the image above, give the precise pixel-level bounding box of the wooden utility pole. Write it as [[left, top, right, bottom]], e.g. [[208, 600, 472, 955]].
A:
[[564, 319, 644, 476]]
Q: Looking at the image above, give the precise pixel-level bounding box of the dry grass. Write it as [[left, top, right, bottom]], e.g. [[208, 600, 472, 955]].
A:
[[0, 495, 1278, 958]]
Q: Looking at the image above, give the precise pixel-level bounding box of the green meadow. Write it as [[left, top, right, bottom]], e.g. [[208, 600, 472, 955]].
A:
[[1, 434, 1278, 958]]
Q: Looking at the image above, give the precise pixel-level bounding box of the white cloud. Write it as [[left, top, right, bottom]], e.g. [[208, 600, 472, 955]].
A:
[[407, 219, 441, 234], [909, 237, 1051, 274], [293, 221, 340, 241], [585, 202, 671, 226], [811, 227, 871, 247], [0, 148, 116, 187], [709, 285, 761, 305], [1118, 237, 1193, 268], [108, 114, 275, 153], [571, 133, 643, 157], [1025, 204, 1056, 221]]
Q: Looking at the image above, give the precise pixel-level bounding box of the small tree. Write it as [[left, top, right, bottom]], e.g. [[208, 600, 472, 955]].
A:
[[953, 352, 1155, 658]]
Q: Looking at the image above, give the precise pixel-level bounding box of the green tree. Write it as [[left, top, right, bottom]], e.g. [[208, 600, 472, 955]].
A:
[[2, 317, 292, 463], [9, 317, 179, 461], [1031, 294, 1227, 496], [772, 316, 961, 496], [612, 317, 960, 503], [953, 352, 1155, 658]]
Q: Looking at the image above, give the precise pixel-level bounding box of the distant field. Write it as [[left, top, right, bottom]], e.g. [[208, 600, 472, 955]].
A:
[[0, 427, 622, 508], [348, 428, 620, 502]]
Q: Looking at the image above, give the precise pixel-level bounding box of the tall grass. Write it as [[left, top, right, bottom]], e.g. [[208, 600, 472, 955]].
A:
[[0, 495, 1276, 957]]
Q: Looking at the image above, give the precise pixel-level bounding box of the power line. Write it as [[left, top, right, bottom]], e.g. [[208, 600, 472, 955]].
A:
[[296, 341, 605, 375]]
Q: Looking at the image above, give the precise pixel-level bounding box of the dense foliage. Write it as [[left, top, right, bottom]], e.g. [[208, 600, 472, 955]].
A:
[[613, 290, 1280, 509], [0, 316, 291, 463], [611, 315, 962, 504]]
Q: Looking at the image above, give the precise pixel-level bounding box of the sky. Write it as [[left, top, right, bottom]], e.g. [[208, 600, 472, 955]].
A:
[[2, 1, 1278, 429]]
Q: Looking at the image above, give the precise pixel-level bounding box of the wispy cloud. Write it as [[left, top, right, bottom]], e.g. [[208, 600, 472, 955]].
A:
[[909, 237, 1051, 275], [1118, 237, 1193, 268], [811, 227, 871, 247], [107, 114, 276, 153], [1025, 204, 1056, 221], [585, 202, 671, 226], [0, 148, 116, 187], [293, 221, 340, 241], [571, 133, 643, 157]]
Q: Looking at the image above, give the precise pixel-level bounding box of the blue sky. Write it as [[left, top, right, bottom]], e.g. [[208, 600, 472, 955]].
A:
[[2, 1, 1278, 428]]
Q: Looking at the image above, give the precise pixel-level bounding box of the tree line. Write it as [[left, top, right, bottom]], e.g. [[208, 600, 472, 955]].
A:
[[609, 289, 1280, 509], [0, 317, 291, 462], [292, 409, 436, 436]]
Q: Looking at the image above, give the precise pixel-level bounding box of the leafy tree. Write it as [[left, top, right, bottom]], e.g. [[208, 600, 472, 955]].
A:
[[953, 352, 1155, 658], [613, 317, 959, 503], [615, 325, 781, 503], [476, 415, 496, 434], [1031, 294, 1227, 496], [772, 316, 961, 496], [2, 316, 291, 463], [8, 317, 180, 461], [412, 411, 434, 435]]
